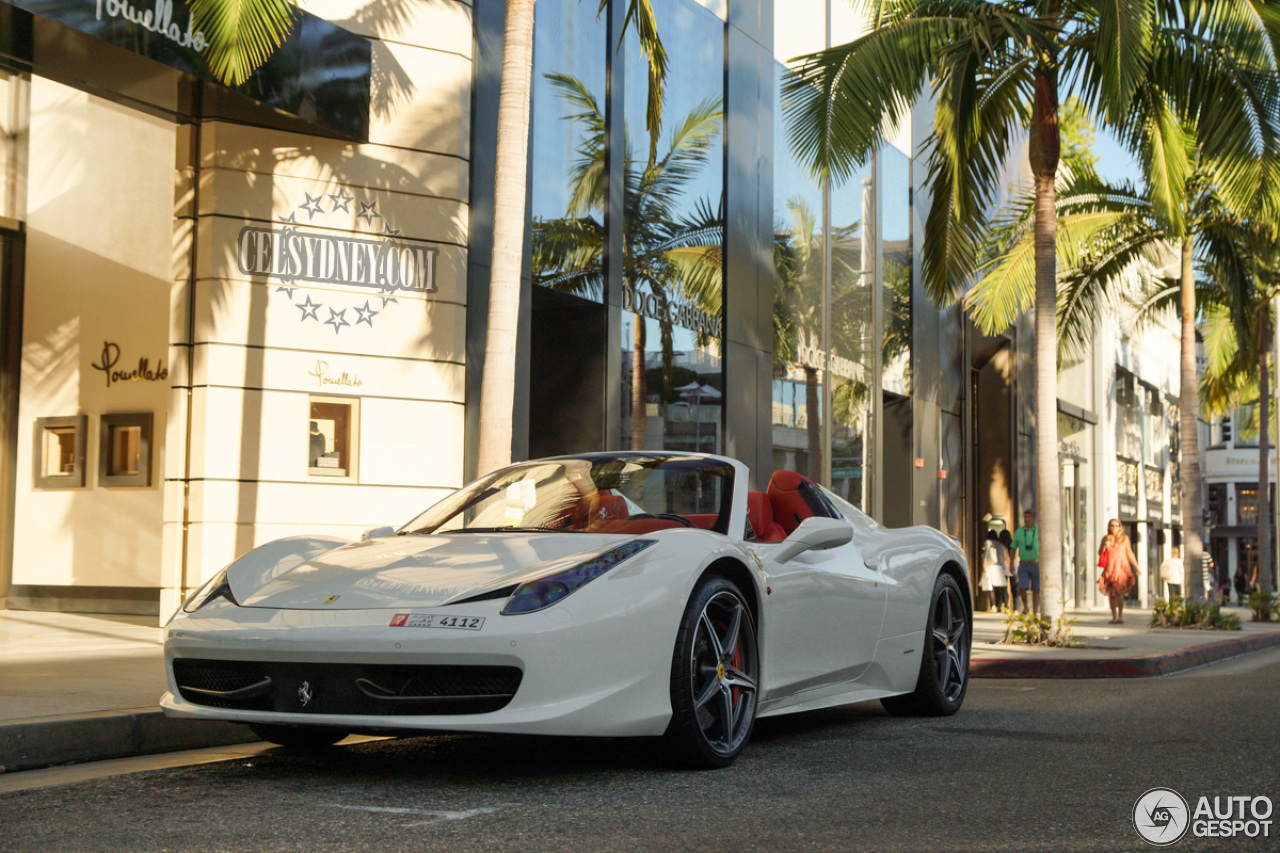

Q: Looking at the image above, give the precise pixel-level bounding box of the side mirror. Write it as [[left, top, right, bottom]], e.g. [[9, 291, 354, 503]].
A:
[[772, 517, 854, 563], [361, 526, 396, 541]]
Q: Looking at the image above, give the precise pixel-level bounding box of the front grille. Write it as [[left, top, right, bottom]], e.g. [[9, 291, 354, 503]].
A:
[[172, 659, 522, 716]]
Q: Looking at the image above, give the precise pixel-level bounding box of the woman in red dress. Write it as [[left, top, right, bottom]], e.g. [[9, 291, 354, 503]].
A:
[[1098, 519, 1140, 623]]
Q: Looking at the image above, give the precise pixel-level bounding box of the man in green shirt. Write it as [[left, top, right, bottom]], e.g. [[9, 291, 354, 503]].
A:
[[1011, 509, 1040, 615]]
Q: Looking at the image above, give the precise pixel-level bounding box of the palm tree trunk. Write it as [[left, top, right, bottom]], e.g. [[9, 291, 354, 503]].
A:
[[805, 366, 822, 478], [1258, 306, 1273, 610], [1029, 67, 1062, 619], [1179, 237, 1205, 602], [476, 0, 537, 476], [631, 315, 647, 449]]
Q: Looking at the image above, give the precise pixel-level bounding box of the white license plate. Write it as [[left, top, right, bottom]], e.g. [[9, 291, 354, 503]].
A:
[[389, 613, 485, 630]]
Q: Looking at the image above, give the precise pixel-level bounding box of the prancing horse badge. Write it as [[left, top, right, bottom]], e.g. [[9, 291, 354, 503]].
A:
[[298, 681, 313, 707]]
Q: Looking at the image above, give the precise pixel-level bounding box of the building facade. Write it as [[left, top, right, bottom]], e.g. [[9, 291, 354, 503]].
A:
[[1202, 409, 1277, 597], [2, 0, 1175, 622]]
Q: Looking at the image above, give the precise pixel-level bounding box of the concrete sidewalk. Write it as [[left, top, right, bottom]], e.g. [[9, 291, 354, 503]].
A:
[[3, 604, 1280, 775], [971, 604, 1280, 677], [0, 610, 255, 774]]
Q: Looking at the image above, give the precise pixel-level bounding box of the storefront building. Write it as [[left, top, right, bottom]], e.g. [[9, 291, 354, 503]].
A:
[[0, 0, 1054, 622], [1202, 414, 1277, 597]]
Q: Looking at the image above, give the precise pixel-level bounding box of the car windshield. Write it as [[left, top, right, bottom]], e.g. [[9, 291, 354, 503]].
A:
[[400, 454, 735, 536]]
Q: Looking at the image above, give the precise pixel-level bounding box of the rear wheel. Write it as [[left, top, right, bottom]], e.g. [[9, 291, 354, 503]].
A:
[[248, 722, 349, 749], [664, 576, 759, 768], [881, 572, 970, 717]]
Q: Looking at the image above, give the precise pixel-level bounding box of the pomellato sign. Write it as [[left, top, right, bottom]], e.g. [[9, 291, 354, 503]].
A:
[[91, 341, 169, 388], [95, 0, 209, 52]]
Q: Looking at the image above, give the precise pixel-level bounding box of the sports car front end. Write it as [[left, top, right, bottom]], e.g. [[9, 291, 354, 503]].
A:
[[161, 530, 731, 738]]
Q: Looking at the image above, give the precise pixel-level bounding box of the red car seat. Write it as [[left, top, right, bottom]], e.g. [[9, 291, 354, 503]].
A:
[[747, 491, 787, 543], [766, 470, 821, 535]]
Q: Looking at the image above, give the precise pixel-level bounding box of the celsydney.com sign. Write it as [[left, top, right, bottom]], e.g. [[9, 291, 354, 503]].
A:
[[237, 226, 438, 295]]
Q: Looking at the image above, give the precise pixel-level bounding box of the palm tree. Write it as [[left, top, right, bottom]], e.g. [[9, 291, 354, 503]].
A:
[[782, 0, 1156, 619], [969, 1, 1280, 603], [529, 74, 725, 450], [1196, 214, 1280, 608]]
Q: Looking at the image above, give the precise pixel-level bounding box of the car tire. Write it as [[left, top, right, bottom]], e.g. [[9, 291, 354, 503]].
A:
[[881, 572, 971, 717], [248, 722, 349, 749], [664, 575, 760, 769]]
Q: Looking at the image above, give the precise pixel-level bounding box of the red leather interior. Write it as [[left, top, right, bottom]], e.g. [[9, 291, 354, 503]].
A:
[[747, 491, 787, 542], [574, 490, 629, 530], [766, 470, 817, 535], [684, 514, 718, 531]]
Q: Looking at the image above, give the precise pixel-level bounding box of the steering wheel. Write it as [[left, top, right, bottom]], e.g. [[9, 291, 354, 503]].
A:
[[628, 512, 695, 528]]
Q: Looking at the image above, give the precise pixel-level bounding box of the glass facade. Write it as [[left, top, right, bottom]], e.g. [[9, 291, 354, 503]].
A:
[[530, 0, 607, 303], [523, 0, 920, 522], [621, 0, 725, 455]]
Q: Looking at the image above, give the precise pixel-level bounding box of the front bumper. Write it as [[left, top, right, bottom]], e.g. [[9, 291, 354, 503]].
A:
[[161, 575, 682, 738]]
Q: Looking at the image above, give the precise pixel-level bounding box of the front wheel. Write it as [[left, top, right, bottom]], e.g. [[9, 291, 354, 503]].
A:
[[248, 722, 349, 749], [881, 572, 970, 717], [664, 576, 760, 769]]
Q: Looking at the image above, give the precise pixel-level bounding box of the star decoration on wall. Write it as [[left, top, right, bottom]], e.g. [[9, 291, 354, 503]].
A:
[[278, 212, 297, 223], [324, 307, 350, 334], [299, 193, 325, 219], [382, 223, 401, 238], [354, 301, 379, 327], [297, 295, 322, 321], [329, 190, 353, 214], [276, 284, 296, 301], [357, 200, 381, 225]]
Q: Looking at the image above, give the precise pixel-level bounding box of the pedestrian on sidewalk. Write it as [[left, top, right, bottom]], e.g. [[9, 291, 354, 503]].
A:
[[1234, 565, 1251, 604], [1011, 510, 1040, 615], [1159, 546, 1184, 600], [982, 530, 1009, 611], [1098, 519, 1139, 623]]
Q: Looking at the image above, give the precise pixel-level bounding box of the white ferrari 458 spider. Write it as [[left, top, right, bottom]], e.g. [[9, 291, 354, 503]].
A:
[[162, 452, 972, 767]]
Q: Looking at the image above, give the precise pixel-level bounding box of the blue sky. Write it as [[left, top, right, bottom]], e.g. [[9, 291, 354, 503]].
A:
[[1093, 126, 1144, 189]]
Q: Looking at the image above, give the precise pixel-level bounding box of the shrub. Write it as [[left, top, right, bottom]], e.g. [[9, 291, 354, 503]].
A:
[[1150, 597, 1242, 630], [999, 608, 1080, 647], [1245, 591, 1278, 623]]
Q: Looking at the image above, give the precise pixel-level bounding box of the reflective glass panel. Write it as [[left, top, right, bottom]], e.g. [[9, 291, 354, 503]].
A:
[[828, 153, 873, 508], [621, 0, 725, 454], [530, 0, 607, 302], [881, 146, 912, 395], [771, 60, 826, 482]]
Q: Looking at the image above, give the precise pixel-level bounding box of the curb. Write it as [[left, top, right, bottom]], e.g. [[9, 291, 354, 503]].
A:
[[0, 709, 258, 774], [970, 629, 1280, 678]]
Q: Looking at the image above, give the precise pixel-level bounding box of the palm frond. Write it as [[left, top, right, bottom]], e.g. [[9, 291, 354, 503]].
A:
[[188, 0, 298, 86]]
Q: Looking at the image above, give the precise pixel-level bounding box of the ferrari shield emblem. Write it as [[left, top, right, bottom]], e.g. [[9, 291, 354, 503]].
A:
[[322, 595, 340, 605]]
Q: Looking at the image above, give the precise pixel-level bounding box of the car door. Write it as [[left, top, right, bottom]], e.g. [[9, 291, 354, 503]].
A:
[[755, 525, 887, 704]]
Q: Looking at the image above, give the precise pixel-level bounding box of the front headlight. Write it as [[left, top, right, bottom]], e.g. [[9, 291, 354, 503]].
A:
[[501, 539, 656, 615], [181, 568, 238, 613]]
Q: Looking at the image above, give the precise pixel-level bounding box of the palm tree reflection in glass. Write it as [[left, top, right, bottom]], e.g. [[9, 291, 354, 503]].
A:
[[531, 73, 724, 452]]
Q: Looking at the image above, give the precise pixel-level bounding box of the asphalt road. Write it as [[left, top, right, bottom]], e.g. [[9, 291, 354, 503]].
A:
[[4, 649, 1280, 853]]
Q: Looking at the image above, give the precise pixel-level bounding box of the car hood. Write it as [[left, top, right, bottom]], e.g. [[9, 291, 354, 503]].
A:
[[233, 532, 635, 610]]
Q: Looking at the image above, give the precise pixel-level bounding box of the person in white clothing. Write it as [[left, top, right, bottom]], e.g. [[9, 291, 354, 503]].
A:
[[982, 530, 1009, 611], [1159, 546, 1184, 600]]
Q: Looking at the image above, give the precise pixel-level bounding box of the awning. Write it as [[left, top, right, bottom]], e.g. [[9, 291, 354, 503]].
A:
[[4, 0, 371, 140]]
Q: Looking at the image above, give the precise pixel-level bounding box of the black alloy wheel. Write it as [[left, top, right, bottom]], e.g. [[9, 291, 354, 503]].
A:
[[664, 575, 760, 768], [881, 572, 971, 717], [248, 722, 350, 749]]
